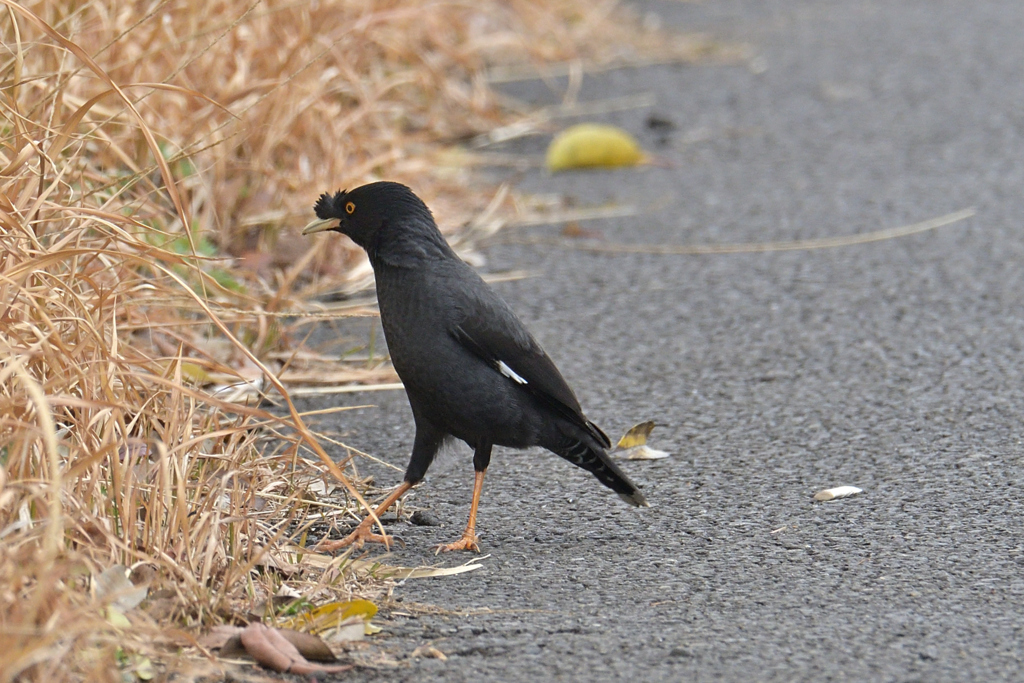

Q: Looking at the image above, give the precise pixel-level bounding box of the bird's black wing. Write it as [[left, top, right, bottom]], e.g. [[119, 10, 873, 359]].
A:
[[451, 290, 611, 449]]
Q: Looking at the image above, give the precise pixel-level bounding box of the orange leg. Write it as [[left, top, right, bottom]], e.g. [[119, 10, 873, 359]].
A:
[[435, 469, 486, 554], [317, 481, 413, 553]]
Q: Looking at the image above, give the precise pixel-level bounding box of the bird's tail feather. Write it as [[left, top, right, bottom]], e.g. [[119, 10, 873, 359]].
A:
[[550, 434, 648, 507]]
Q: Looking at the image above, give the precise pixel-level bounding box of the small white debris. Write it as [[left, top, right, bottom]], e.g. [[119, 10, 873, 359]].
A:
[[625, 445, 671, 460], [275, 584, 302, 599], [496, 360, 527, 384], [813, 486, 863, 502]]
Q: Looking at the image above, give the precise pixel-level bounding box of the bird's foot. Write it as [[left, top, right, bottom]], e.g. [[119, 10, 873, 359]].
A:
[[434, 532, 480, 554], [316, 524, 400, 553]]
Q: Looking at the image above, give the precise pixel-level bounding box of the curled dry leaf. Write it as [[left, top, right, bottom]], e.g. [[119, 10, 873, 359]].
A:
[[813, 486, 863, 502], [202, 625, 337, 662], [272, 629, 339, 662], [222, 623, 352, 674], [615, 421, 671, 460]]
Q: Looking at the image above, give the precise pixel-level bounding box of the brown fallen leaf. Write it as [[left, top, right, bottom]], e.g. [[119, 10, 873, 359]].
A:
[[273, 629, 338, 662], [203, 624, 344, 665], [238, 622, 352, 674]]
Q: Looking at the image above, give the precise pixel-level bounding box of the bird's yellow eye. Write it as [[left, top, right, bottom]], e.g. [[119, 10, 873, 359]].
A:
[[345, 201, 356, 214]]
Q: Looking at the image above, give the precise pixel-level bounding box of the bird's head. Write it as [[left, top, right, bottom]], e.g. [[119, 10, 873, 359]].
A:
[[302, 181, 434, 251]]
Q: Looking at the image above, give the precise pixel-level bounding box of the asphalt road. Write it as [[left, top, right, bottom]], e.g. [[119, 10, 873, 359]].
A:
[[302, 1, 1024, 680]]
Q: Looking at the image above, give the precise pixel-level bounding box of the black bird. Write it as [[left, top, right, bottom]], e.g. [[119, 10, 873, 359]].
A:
[[303, 182, 647, 552]]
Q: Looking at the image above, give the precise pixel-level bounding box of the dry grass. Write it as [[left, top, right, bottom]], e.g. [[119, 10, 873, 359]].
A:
[[0, 0, 725, 679]]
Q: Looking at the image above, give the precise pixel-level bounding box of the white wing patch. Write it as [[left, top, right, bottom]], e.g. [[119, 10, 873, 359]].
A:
[[496, 360, 527, 385]]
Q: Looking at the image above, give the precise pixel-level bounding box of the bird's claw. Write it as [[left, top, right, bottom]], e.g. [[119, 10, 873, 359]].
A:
[[316, 525, 399, 553], [434, 533, 481, 554]]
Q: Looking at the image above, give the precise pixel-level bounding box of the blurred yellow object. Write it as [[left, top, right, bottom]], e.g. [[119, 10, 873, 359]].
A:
[[546, 123, 646, 171], [615, 421, 670, 460], [616, 421, 655, 449], [280, 599, 379, 635]]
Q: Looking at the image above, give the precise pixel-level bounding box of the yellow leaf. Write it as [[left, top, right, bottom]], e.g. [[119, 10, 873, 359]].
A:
[[180, 362, 210, 384], [134, 655, 155, 681], [104, 605, 131, 629], [546, 124, 645, 172], [280, 599, 378, 634], [616, 421, 671, 460], [335, 598, 378, 621], [617, 421, 655, 449]]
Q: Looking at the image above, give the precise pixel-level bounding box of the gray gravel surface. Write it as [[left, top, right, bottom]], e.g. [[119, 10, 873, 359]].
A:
[[302, 1, 1024, 680]]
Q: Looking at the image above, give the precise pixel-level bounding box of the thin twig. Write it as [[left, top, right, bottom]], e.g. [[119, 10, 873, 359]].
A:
[[501, 208, 976, 255]]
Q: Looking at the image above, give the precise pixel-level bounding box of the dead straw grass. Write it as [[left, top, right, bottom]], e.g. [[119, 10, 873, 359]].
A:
[[0, 0, 722, 679]]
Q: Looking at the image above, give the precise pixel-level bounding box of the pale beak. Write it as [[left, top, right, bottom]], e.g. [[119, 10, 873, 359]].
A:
[[302, 218, 337, 235]]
